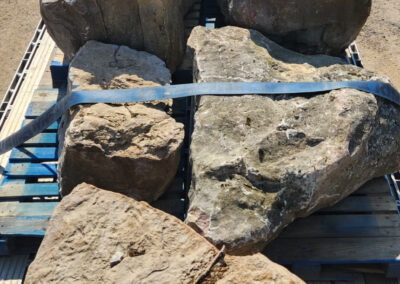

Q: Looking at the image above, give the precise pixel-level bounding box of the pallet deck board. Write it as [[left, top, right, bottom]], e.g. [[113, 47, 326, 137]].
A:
[[9, 147, 57, 162], [321, 195, 398, 213], [25, 101, 55, 118], [280, 214, 400, 238], [0, 202, 58, 217], [30, 88, 61, 102], [355, 178, 392, 195], [0, 183, 58, 199], [22, 119, 58, 132], [5, 163, 57, 178], [265, 237, 400, 264], [0, 216, 49, 236], [22, 132, 57, 147]]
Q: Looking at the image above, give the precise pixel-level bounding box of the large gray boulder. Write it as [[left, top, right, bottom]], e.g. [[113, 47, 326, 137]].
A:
[[185, 26, 400, 254], [25, 183, 305, 284], [58, 41, 184, 202], [217, 0, 371, 55], [40, 0, 197, 71]]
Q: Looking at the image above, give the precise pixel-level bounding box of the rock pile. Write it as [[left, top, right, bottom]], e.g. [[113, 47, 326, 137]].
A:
[[58, 41, 184, 202], [185, 26, 400, 254], [25, 183, 305, 284], [40, 0, 197, 71], [26, 1, 400, 282], [217, 0, 371, 55]]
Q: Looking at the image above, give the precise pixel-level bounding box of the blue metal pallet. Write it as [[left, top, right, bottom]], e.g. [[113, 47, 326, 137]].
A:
[[0, 78, 65, 254]]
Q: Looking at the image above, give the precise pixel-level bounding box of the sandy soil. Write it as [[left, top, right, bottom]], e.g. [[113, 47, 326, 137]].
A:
[[0, 0, 41, 100], [356, 0, 400, 90]]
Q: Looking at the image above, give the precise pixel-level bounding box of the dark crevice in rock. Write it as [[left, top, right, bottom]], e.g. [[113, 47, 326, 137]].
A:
[[95, 0, 109, 42]]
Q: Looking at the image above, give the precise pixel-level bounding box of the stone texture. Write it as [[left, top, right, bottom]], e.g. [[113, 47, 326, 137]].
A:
[[217, 0, 371, 55], [58, 41, 184, 202], [25, 183, 305, 284], [186, 26, 400, 254], [204, 254, 304, 284], [40, 0, 197, 71]]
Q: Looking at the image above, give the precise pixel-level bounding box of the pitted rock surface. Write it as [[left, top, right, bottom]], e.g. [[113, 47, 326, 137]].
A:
[[186, 26, 400, 254]]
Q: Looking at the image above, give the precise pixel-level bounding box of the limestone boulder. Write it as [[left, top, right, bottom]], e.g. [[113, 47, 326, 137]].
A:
[[58, 41, 184, 202], [186, 26, 400, 254], [217, 0, 371, 55], [40, 0, 197, 71], [25, 183, 305, 284]]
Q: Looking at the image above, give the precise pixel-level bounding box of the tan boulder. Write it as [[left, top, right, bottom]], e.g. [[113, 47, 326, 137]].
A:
[[58, 41, 184, 202], [25, 183, 304, 284]]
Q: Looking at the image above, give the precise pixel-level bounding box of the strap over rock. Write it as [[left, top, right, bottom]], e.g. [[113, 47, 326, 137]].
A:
[[0, 81, 399, 155]]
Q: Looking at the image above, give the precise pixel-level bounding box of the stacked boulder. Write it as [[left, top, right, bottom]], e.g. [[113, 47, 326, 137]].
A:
[[185, 26, 400, 254], [40, 0, 197, 70], [217, 0, 371, 55], [58, 40, 184, 202], [25, 0, 400, 282]]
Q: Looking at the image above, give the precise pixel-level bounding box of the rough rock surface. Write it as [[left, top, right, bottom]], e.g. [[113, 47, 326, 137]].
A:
[[186, 26, 400, 254], [25, 183, 305, 284], [203, 254, 304, 284], [40, 0, 197, 71], [58, 41, 184, 201], [217, 0, 371, 55]]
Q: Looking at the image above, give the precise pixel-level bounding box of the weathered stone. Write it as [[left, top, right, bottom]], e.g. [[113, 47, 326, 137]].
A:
[[25, 183, 305, 284], [40, 0, 197, 71], [58, 41, 184, 202], [203, 254, 304, 284], [186, 26, 400, 254], [217, 0, 371, 55]]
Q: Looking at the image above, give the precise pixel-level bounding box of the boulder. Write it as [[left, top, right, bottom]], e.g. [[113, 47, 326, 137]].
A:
[[186, 26, 400, 254], [217, 0, 371, 55], [25, 183, 305, 284], [40, 0, 197, 71], [58, 41, 184, 202]]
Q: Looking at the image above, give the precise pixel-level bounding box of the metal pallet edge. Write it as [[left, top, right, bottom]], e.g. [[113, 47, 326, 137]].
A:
[[0, 20, 46, 131]]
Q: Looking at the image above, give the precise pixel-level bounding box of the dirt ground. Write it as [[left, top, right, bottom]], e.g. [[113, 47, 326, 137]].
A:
[[0, 0, 399, 97], [0, 0, 40, 100], [357, 0, 400, 90]]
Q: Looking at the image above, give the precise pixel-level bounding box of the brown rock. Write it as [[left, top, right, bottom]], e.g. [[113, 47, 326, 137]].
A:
[[58, 41, 184, 202], [204, 254, 304, 284], [40, 0, 197, 71], [25, 183, 304, 284]]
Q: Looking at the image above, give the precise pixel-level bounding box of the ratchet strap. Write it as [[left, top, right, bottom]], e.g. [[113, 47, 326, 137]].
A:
[[0, 81, 399, 155]]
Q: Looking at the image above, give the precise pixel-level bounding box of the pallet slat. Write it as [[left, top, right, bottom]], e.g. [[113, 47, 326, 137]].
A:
[[25, 101, 55, 118], [0, 201, 57, 217], [30, 88, 60, 102], [321, 196, 398, 213], [22, 132, 57, 146], [264, 237, 400, 264], [9, 147, 57, 162], [0, 216, 49, 236], [5, 163, 57, 178], [280, 214, 400, 238], [0, 182, 58, 199], [22, 119, 59, 131], [354, 178, 391, 195]]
